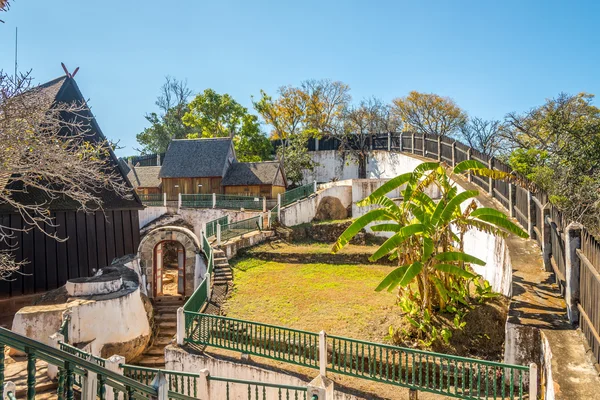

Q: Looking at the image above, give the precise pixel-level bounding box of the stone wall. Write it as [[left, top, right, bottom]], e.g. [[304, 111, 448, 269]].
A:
[[280, 184, 352, 227], [139, 206, 168, 228]]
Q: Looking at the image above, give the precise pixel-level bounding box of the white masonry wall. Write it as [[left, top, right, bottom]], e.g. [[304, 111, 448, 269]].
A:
[[138, 206, 168, 228]]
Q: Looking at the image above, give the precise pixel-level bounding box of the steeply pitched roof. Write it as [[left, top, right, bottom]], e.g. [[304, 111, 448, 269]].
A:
[[222, 161, 284, 186], [159, 138, 233, 178], [127, 166, 162, 188], [0, 76, 142, 212]]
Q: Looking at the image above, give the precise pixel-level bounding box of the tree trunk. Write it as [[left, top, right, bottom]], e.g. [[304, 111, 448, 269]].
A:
[[358, 153, 367, 179]]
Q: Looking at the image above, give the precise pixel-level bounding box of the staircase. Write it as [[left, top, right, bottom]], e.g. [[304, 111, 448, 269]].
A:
[[204, 248, 233, 315], [136, 295, 184, 367]]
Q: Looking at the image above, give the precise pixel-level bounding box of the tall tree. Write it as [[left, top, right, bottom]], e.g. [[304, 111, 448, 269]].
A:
[[136, 76, 193, 154], [503, 92, 600, 227], [184, 89, 272, 162], [459, 117, 504, 157], [392, 91, 467, 137], [334, 97, 400, 178], [0, 71, 132, 279]]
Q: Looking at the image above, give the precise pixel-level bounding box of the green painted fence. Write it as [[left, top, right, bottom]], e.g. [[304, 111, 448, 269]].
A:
[[215, 194, 264, 210], [206, 215, 229, 238], [184, 313, 531, 399], [181, 194, 213, 208], [122, 364, 200, 399], [220, 215, 262, 242], [139, 193, 164, 206], [281, 182, 316, 206]]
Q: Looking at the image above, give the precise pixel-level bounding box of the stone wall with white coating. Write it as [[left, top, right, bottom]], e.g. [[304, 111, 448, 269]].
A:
[[280, 184, 352, 227], [303, 150, 426, 183], [165, 346, 359, 400], [139, 206, 168, 228], [178, 208, 263, 240]]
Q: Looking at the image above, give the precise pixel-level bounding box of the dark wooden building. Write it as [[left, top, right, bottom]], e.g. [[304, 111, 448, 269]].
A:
[[0, 76, 143, 299]]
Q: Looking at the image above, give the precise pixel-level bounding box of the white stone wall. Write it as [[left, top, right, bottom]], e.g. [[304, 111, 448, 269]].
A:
[[280, 185, 352, 227], [139, 206, 168, 228], [165, 346, 359, 400], [178, 208, 263, 240]]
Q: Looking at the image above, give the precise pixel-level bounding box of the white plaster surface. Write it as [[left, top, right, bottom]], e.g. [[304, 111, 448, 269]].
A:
[[165, 346, 359, 400], [65, 278, 123, 297], [178, 208, 262, 240], [280, 185, 352, 227], [139, 206, 168, 228]]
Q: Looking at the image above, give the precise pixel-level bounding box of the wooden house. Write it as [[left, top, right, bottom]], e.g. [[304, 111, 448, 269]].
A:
[[221, 161, 286, 198], [0, 76, 143, 299], [127, 165, 162, 195], [159, 138, 235, 200]]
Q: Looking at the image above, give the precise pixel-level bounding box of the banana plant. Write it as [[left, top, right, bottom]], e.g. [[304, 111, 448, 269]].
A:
[[332, 160, 528, 312]]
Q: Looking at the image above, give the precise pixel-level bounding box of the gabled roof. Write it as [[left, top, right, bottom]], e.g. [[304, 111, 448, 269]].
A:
[[222, 161, 284, 186], [159, 138, 233, 178], [0, 76, 142, 212], [127, 165, 162, 189]]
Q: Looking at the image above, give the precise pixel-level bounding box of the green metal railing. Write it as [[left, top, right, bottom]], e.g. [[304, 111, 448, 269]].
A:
[[122, 364, 200, 399], [220, 215, 262, 242], [58, 341, 106, 388], [269, 204, 279, 226], [0, 327, 158, 400], [181, 193, 213, 208], [184, 313, 320, 369], [202, 232, 214, 275], [184, 313, 531, 399], [206, 215, 229, 238], [208, 376, 308, 400], [121, 364, 308, 400], [215, 194, 264, 210], [139, 193, 164, 206], [281, 182, 315, 206]]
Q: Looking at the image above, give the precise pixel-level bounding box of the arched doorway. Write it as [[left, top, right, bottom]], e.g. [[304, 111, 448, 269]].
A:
[[153, 240, 186, 297], [138, 226, 203, 299]]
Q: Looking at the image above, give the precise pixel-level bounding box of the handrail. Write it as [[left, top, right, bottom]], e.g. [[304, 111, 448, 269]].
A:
[[208, 375, 307, 391], [0, 327, 158, 396]]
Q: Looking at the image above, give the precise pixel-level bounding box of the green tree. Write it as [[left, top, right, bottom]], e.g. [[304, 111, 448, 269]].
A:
[[184, 89, 272, 162], [333, 160, 527, 313], [136, 77, 193, 154], [392, 91, 467, 137], [502, 93, 600, 228]]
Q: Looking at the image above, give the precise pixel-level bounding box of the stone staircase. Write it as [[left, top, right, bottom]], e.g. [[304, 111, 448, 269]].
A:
[[203, 248, 233, 315], [135, 295, 184, 368]]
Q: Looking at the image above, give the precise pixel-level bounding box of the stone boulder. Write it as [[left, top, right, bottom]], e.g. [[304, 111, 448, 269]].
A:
[[313, 196, 348, 221]]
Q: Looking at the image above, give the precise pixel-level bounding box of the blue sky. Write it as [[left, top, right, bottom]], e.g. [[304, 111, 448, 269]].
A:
[[1, 0, 599, 157]]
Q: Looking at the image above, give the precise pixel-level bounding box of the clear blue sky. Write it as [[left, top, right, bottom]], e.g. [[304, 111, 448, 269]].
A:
[[1, 0, 599, 157]]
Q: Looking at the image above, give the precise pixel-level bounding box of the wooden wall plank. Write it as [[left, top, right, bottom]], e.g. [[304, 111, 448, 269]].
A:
[[66, 212, 79, 280], [34, 228, 46, 292], [113, 211, 124, 256], [131, 211, 141, 252], [85, 213, 98, 275], [122, 211, 134, 255], [76, 213, 88, 279], [45, 221, 58, 290], [105, 211, 116, 264], [95, 212, 107, 268], [55, 212, 69, 287], [0, 215, 11, 297]]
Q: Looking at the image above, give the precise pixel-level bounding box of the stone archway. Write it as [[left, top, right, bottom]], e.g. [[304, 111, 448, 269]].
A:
[[137, 226, 203, 298]]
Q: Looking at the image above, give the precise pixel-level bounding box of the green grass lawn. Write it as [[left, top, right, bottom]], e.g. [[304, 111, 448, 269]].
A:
[[223, 242, 404, 342]]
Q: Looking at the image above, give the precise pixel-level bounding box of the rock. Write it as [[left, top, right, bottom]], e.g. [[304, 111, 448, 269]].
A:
[[313, 196, 348, 221]]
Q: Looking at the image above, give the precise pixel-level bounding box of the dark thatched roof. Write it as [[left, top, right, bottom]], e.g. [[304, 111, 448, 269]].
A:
[[159, 138, 234, 178], [0, 76, 142, 212], [127, 166, 162, 189], [222, 161, 284, 186]]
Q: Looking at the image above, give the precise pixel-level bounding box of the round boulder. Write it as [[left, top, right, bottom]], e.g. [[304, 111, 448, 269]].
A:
[[314, 196, 348, 221]]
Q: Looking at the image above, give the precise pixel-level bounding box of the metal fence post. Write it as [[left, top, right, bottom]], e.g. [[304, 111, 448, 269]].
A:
[[527, 191, 535, 238], [216, 223, 221, 246], [387, 132, 391, 151], [529, 363, 538, 400], [319, 331, 327, 377], [176, 307, 185, 345], [178, 193, 182, 210], [212, 193, 216, 209], [163, 193, 167, 207], [509, 184, 517, 218], [262, 197, 267, 212], [466, 148, 472, 182], [488, 158, 494, 196], [437, 136, 442, 161], [451, 141, 456, 167], [542, 206, 552, 272], [205, 272, 211, 299], [565, 222, 583, 325], [399, 132, 404, 152], [411, 133, 415, 154]]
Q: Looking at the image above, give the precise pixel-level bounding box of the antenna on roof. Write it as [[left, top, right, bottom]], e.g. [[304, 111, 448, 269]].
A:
[[60, 63, 80, 78]]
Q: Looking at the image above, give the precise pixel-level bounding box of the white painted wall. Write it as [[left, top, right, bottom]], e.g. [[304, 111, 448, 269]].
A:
[[178, 208, 263, 240], [280, 185, 352, 227], [139, 206, 168, 228], [165, 347, 359, 400]]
